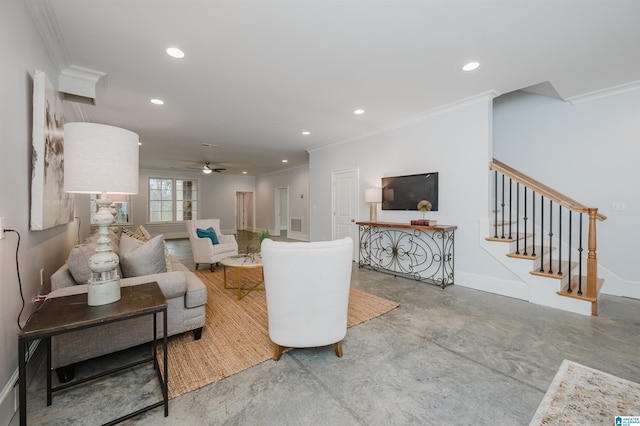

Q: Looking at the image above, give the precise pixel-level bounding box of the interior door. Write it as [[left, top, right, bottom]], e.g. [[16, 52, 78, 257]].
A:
[[332, 168, 358, 260], [235, 192, 254, 231]]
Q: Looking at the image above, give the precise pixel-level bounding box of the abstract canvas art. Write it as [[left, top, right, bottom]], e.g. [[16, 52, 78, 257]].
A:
[[30, 70, 74, 230]]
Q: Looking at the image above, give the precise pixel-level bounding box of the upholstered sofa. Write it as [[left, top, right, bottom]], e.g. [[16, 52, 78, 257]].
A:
[[48, 227, 207, 381]]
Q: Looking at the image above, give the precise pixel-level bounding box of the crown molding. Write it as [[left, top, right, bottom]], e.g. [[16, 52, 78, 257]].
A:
[[25, 0, 69, 73], [308, 90, 500, 154], [566, 80, 640, 105]]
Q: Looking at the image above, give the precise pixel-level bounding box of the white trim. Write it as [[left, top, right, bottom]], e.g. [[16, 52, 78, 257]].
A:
[[0, 340, 42, 424], [256, 164, 307, 178], [566, 80, 640, 104], [0, 369, 18, 426], [455, 271, 529, 301], [308, 90, 500, 154]]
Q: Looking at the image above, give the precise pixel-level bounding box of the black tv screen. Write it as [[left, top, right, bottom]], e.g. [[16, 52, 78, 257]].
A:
[[381, 172, 438, 211]]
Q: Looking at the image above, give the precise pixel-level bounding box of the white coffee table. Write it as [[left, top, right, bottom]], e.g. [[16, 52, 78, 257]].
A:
[[220, 254, 264, 300]]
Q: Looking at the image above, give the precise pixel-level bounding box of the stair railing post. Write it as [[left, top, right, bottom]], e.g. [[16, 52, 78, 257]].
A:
[[587, 208, 599, 312]]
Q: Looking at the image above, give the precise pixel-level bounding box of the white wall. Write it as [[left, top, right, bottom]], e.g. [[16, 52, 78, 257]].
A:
[[0, 1, 80, 423], [255, 166, 309, 240], [493, 90, 640, 285], [133, 169, 256, 237], [308, 93, 515, 281]]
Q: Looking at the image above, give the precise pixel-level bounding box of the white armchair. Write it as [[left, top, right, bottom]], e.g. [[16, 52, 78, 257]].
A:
[[186, 219, 238, 271], [261, 237, 353, 361]]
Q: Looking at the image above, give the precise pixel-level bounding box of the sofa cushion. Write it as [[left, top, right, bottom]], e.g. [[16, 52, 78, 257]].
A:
[[67, 243, 99, 284], [197, 227, 219, 244], [119, 234, 167, 278], [122, 225, 172, 272]]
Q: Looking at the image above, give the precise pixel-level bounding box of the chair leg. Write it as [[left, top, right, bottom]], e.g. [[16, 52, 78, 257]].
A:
[[210, 263, 215, 272], [195, 263, 200, 270], [334, 341, 343, 358], [273, 344, 284, 361]]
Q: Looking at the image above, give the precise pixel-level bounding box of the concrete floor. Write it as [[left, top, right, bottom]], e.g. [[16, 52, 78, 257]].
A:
[[12, 233, 640, 425]]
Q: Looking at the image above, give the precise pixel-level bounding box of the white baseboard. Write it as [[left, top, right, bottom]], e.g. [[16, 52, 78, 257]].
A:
[[597, 265, 640, 299], [0, 371, 18, 426], [455, 271, 529, 301], [284, 232, 309, 241], [163, 231, 188, 240], [0, 340, 42, 425]]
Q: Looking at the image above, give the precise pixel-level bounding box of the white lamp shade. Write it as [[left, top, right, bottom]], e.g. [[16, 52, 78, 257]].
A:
[[64, 122, 139, 194], [364, 187, 382, 203]]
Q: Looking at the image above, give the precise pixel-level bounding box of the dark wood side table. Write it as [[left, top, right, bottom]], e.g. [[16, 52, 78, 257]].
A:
[[18, 282, 169, 426]]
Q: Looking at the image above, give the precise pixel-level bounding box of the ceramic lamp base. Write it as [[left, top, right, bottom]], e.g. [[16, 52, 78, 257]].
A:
[[369, 203, 378, 222], [87, 277, 121, 306]]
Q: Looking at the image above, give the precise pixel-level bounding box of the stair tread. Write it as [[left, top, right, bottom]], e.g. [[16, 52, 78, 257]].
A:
[[506, 246, 554, 260], [485, 233, 532, 243], [530, 260, 579, 279], [557, 276, 605, 302]]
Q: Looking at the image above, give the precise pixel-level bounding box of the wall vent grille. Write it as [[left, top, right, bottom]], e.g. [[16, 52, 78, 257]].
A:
[[290, 217, 302, 233]]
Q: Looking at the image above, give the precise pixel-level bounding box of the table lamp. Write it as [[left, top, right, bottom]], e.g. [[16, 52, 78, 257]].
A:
[[64, 122, 139, 306], [365, 188, 382, 222]]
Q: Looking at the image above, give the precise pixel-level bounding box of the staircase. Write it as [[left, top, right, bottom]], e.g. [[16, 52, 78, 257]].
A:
[[482, 159, 607, 316]]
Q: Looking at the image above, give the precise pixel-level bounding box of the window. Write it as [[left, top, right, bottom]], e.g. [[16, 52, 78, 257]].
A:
[[90, 194, 132, 225], [148, 178, 198, 223]]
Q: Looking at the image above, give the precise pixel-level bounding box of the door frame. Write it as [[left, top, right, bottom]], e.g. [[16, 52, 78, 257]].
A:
[[331, 167, 359, 260], [274, 186, 289, 237], [235, 191, 254, 232]]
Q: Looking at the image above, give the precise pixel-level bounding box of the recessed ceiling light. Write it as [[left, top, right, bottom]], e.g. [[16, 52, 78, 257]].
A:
[[150, 99, 164, 105], [242, 171, 247, 174], [282, 159, 288, 163], [138, 142, 142, 146], [166, 47, 185, 59], [462, 61, 480, 71], [354, 109, 365, 115], [302, 131, 311, 135]]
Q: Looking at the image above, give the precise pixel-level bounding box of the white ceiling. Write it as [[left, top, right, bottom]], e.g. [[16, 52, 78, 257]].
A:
[[27, 0, 640, 176]]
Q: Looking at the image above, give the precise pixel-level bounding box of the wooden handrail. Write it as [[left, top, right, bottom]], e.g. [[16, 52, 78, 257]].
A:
[[490, 159, 604, 315], [490, 159, 607, 221]]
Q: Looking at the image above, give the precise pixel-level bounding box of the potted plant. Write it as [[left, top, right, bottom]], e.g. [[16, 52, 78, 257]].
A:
[[257, 229, 271, 246]]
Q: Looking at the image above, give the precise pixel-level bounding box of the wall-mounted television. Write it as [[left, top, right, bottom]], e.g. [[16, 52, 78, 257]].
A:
[[381, 172, 438, 211]]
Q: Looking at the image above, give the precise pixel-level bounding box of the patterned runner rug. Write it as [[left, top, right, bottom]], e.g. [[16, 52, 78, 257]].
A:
[[158, 268, 399, 399], [530, 359, 640, 425]]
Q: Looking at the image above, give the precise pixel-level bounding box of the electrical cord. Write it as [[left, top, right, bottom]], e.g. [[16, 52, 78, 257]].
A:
[[4, 229, 27, 330]]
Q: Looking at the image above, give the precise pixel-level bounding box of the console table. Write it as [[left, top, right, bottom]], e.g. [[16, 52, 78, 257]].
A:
[[356, 221, 457, 288], [18, 282, 168, 425]]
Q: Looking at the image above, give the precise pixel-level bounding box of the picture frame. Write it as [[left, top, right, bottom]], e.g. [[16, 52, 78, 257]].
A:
[[30, 70, 74, 230]]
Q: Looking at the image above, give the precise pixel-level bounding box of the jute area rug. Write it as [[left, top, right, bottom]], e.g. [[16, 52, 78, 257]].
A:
[[157, 268, 399, 399], [529, 359, 640, 425]]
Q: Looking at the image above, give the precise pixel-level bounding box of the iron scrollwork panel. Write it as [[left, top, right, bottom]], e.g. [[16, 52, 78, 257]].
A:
[[359, 225, 454, 288]]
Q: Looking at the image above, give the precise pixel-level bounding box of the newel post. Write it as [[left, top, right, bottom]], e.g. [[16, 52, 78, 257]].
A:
[[587, 208, 599, 313]]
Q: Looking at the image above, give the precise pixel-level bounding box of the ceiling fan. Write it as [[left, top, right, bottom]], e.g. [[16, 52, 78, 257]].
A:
[[202, 162, 226, 174]]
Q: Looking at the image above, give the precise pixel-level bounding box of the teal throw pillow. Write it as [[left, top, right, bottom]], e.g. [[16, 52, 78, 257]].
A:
[[197, 227, 219, 245]]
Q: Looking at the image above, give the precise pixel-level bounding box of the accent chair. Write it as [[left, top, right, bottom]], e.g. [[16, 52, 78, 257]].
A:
[[261, 237, 353, 361], [186, 219, 238, 271]]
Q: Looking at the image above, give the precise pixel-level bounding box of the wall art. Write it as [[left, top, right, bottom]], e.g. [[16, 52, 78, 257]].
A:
[[30, 70, 74, 230]]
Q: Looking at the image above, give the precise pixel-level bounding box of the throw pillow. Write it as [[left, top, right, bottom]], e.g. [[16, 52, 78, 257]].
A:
[[121, 225, 151, 241], [122, 225, 172, 272], [197, 227, 219, 245], [67, 243, 99, 284], [119, 234, 168, 278]]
